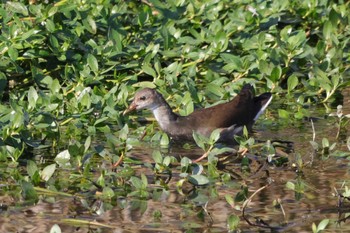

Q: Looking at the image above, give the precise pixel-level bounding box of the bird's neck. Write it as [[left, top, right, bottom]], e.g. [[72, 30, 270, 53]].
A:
[[151, 96, 178, 131]]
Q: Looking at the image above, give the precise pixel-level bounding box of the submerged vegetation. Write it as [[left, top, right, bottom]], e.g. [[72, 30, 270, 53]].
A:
[[0, 0, 350, 231]]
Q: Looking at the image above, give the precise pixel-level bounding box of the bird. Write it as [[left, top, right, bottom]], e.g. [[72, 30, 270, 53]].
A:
[[123, 84, 272, 143]]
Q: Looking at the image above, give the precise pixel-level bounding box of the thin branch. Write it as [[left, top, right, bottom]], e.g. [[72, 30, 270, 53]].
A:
[[242, 181, 279, 230]]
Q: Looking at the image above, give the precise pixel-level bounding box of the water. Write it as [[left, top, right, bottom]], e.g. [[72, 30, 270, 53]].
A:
[[1, 99, 350, 232]]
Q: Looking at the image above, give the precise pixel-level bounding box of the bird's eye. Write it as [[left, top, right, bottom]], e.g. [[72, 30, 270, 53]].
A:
[[139, 96, 146, 101]]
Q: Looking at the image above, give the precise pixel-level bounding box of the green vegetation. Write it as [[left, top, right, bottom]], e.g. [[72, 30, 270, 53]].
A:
[[0, 0, 350, 231]]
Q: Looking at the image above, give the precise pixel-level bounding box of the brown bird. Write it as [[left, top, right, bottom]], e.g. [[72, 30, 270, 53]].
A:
[[124, 84, 272, 143]]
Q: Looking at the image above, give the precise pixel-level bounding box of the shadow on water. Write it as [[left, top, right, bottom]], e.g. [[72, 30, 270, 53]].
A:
[[1, 91, 350, 232]]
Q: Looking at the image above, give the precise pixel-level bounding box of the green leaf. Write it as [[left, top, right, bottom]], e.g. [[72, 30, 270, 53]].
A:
[[322, 138, 329, 148], [188, 174, 209, 186], [138, 7, 149, 27], [21, 181, 38, 201], [312, 222, 317, 233], [46, 19, 56, 32], [54, 150, 71, 166], [94, 117, 109, 126], [224, 194, 234, 207], [317, 219, 329, 231], [130, 176, 143, 189], [160, 133, 170, 147], [287, 74, 298, 93], [48, 6, 58, 17], [28, 86, 39, 110], [6, 2, 28, 16], [133, 81, 156, 89], [117, 124, 129, 141], [41, 164, 56, 181], [213, 30, 228, 52], [142, 63, 157, 78], [87, 54, 98, 73], [84, 136, 91, 153], [141, 173, 148, 186], [278, 109, 289, 119], [285, 181, 295, 190], [259, 60, 271, 75], [192, 163, 203, 175], [206, 83, 224, 97], [8, 47, 18, 61], [152, 150, 163, 164], [227, 214, 240, 231], [160, 26, 170, 50], [83, 15, 97, 34], [209, 128, 221, 143], [221, 53, 242, 72], [50, 79, 61, 94], [49, 35, 59, 50], [50, 224, 62, 233], [288, 30, 306, 49], [323, 21, 333, 40], [163, 156, 172, 166], [102, 187, 115, 199], [270, 66, 282, 82], [27, 160, 38, 178], [181, 157, 191, 169], [192, 131, 207, 151]]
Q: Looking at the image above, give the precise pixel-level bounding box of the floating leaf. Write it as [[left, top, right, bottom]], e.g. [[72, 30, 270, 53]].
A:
[[152, 150, 163, 164], [163, 156, 172, 166], [188, 174, 209, 186]]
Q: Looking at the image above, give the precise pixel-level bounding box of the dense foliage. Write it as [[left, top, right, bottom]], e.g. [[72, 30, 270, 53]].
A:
[[0, 0, 349, 231]]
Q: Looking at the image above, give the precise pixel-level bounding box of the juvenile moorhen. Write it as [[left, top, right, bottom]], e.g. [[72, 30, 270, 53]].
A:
[[124, 84, 272, 143]]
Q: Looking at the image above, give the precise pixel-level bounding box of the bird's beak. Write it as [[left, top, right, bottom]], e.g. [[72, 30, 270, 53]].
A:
[[123, 101, 137, 115]]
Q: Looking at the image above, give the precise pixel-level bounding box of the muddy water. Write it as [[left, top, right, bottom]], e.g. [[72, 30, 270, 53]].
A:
[[1, 116, 350, 233], [1, 101, 350, 232]]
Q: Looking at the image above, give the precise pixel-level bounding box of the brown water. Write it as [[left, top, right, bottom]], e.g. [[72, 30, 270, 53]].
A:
[[1, 115, 350, 233], [1, 90, 350, 232]]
